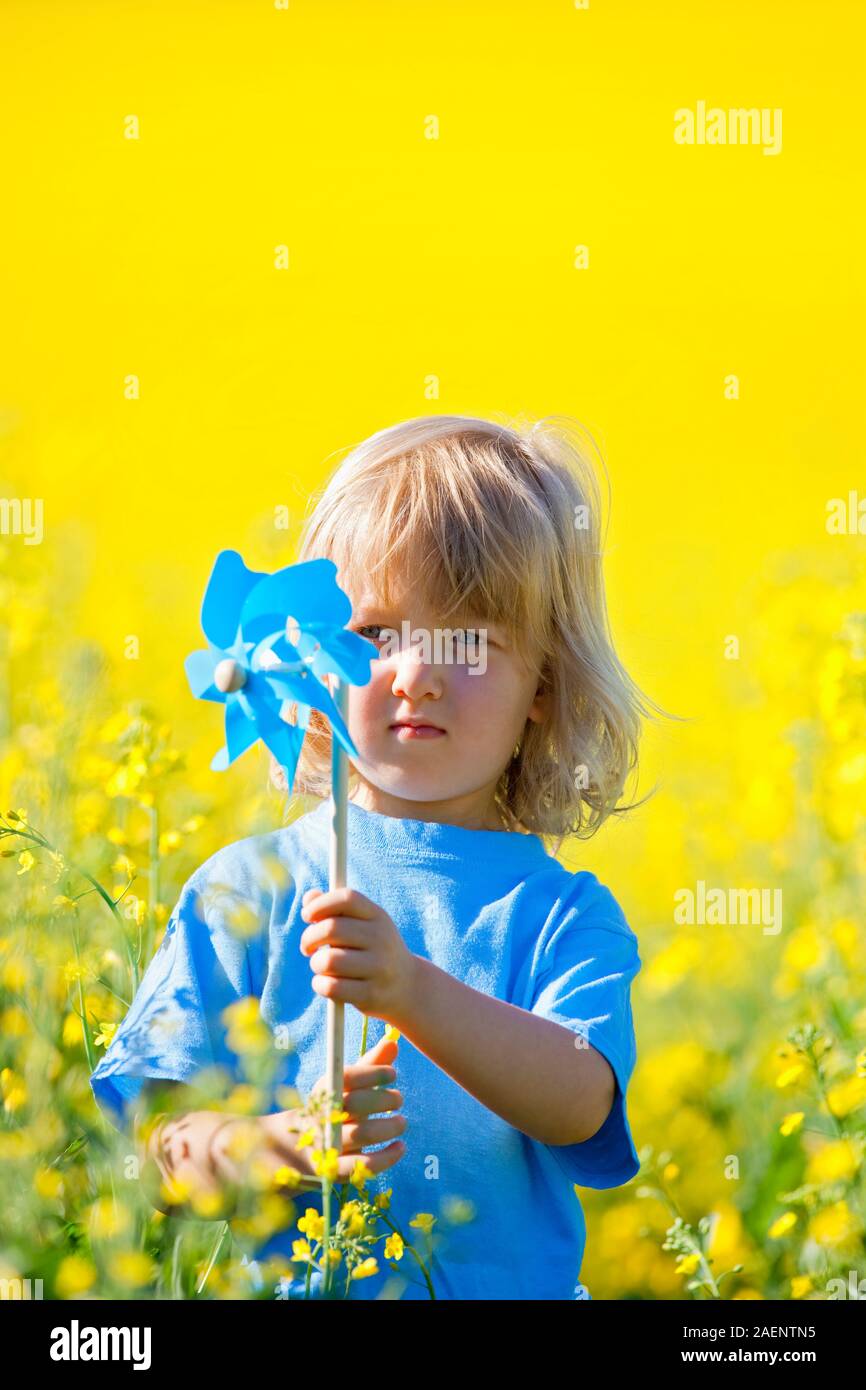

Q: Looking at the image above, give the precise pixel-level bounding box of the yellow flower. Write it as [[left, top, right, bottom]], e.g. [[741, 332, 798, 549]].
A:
[[674, 1253, 701, 1275], [373, 1188, 392, 1211], [296, 1128, 315, 1150], [16, 850, 35, 875], [94, 1021, 119, 1049], [808, 1200, 859, 1248], [34, 1167, 64, 1199], [311, 1147, 339, 1181], [0, 1006, 28, 1036], [159, 1175, 194, 1208], [2, 959, 28, 991], [340, 1201, 367, 1238], [775, 1062, 807, 1089], [221, 996, 272, 1056], [791, 1275, 813, 1299], [106, 826, 127, 846], [158, 830, 183, 855], [350, 1157, 373, 1189], [827, 1074, 866, 1118], [350, 1257, 379, 1280], [109, 1251, 156, 1288], [297, 1208, 324, 1242], [330, 1108, 350, 1124], [190, 1189, 226, 1220], [409, 1212, 436, 1236], [292, 1239, 312, 1261], [52, 895, 78, 916], [63, 961, 86, 985], [806, 1139, 861, 1185], [48, 850, 65, 881], [55, 1254, 96, 1297], [87, 1197, 132, 1239], [1, 1067, 27, 1113], [783, 924, 825, 975], [768, 1211, 797, 1239], [273, 1165, 301, 1190], [779, 1111, 805, 1136], [319, 1248, 342, 1270], [383, 1026, 401, 1043], [662, 1162, 680, 1182], [384, 1233, 404, 1261], [182, 815, 205, 834], [62, 1012, 84, 1047]]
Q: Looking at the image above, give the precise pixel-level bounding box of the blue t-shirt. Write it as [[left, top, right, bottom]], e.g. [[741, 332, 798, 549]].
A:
[[90, 798, 641, 1301]]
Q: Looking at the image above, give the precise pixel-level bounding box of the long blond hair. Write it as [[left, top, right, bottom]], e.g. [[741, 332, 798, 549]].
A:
[[271, 412, 674, 856]]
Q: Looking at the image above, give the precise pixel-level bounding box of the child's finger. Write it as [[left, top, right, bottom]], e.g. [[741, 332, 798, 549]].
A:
[[361, 1034, 399, 1062], [340, 1112, 407, 1150], [342, 1062, 397, 1091], [300, 916, 368, 955], [343, 1085, 403, 1118], [300, 886, 376, 922], [336, 1139, 405, 1180]]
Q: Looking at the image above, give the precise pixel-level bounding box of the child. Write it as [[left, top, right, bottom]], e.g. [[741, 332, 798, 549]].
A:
[[90, 412, 662, 1300]]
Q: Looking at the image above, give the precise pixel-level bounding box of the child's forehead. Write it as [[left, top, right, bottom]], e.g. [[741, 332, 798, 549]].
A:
[[351, 581, 494, 624]]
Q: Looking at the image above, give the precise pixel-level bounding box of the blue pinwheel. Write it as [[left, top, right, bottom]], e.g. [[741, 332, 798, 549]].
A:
[[184, 549, 376, 788]]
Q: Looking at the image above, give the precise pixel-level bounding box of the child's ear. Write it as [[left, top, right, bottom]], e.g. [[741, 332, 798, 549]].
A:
[[527, 687, 550, 723], [527, 666, 551, 723]]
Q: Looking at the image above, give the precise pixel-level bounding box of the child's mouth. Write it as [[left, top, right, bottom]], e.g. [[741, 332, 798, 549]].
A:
[[389, 724, 446, 740]]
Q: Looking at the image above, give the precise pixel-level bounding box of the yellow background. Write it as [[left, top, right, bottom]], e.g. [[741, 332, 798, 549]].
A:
[[3, 1, 863, 876]]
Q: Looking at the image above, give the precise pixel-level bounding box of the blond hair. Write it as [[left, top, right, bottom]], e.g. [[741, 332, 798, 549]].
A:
[[271, 413, 673, 857]]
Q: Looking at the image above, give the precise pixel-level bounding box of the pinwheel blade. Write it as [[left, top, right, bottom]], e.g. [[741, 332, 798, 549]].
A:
[[184, 648, 224, 703], [202, 550, 267, 650], [239, 558, 352, 647], [259, 669, 359, 758], [224, 697, 260, 764], [259, 721, 306, 788]]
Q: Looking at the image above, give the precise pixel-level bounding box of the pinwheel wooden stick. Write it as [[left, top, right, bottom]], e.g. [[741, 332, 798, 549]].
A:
[[325, 678, 349, 1160]]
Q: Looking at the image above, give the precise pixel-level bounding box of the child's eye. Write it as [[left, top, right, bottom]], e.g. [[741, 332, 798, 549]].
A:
[[355, 624, 494, 652]]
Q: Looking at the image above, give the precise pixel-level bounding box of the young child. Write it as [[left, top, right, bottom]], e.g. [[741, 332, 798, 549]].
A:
[[90, 412, 660, 1301]]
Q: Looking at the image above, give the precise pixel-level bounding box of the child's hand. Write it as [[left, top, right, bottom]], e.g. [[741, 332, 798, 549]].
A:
[[310, 1031, 406, 1157], [206, 1037, 406, 1199], [299, 885, 417, 1026]]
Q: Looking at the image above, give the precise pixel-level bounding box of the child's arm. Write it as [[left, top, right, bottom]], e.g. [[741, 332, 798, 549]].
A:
[[396, 958, 616, 1146], [300, 887, 618, 1149]]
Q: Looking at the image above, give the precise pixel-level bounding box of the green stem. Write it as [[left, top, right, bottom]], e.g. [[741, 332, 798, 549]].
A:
[[322, 1176, 333, 1296], [146, 804, 159, 967], [196, 1221, 231, 1296], [72, 922, 97, 1073], [377, 1211, 436, 1299]]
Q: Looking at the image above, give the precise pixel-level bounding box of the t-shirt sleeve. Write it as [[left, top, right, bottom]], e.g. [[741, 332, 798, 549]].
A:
[[527, 877, 642, 1191], [89, 863, 260, 1135]]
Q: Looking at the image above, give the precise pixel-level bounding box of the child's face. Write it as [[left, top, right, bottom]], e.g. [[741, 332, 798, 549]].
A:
[[326, 575, 549, 830]]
